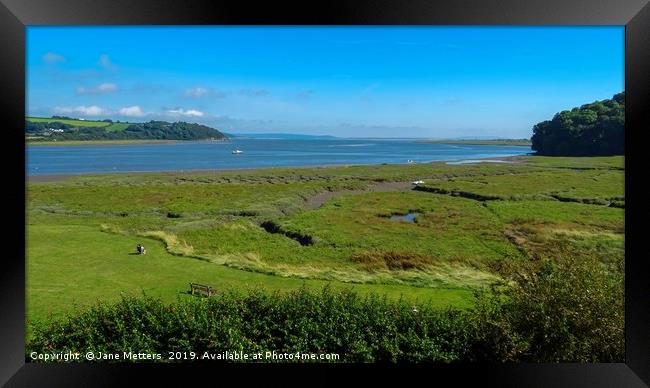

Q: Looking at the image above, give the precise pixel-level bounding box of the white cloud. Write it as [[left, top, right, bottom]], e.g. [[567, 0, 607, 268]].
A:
[[167, 108, 204, 117], [118, 106, 146, 117], [98, 83, 117, 92], [184, 109, 204, 117], [99, 54, 116, 71], [76, 83, 118, 95], [43, 52, 65, 63], [54, 105, 105, 116], [184, 87, 227, 99], [185, 87, 208, 98]]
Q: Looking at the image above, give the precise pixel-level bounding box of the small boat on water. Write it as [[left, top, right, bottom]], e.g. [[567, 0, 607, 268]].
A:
[[232, 149, 243, 154], [407, 159, 415, 164]]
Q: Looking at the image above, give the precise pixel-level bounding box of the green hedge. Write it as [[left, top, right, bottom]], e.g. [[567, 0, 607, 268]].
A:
[[27, 254, 623, 363]]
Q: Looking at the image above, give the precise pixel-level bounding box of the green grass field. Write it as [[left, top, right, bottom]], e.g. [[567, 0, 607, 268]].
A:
[[27, 139, 177, 146], [420, 169, 623, 202], [26, 155, 624, 332], [26, 224, 473, 325], [26, 117, 132, 132]]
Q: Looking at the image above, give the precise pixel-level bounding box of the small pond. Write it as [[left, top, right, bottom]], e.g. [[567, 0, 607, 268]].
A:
[[389, 212, 421, 223]]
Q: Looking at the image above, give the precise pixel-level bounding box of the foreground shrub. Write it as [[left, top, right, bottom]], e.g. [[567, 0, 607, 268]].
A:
[[28, 253, 624, 363], [472, 254, 624, 362], [27, 287, 476, 363]]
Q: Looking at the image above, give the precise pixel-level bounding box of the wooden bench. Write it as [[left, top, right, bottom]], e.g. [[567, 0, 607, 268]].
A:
[[189, 282, 217, 297]]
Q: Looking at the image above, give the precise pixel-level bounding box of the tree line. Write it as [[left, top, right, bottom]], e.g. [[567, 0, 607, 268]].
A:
[[119, 121, 226, 140], [531, 92, 624, 156], [26, 120, 227, 141]]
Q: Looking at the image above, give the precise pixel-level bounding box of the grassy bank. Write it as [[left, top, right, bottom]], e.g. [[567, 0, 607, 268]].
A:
[[27, 224, 473, 328]]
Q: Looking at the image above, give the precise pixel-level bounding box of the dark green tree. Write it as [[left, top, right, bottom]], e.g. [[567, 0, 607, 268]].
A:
[[531, 92, 624, 156]]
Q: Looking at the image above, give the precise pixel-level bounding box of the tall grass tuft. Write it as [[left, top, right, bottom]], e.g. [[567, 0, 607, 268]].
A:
[[350, 250, 434, 271]]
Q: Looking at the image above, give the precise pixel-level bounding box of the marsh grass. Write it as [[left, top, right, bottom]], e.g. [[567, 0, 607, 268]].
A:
[[26, 156, 624, 335], [420, 170, 623, 203], [350, 250, 435, 271], [140, 230, 197, 258]]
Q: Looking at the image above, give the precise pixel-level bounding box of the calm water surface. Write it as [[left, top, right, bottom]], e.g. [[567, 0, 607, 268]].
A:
[[26, 138, 531, 176]]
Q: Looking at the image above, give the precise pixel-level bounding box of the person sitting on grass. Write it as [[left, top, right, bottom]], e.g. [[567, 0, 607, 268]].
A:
[[136, 244, 143, 255]]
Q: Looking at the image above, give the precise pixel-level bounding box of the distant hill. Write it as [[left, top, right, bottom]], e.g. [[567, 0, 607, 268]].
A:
[[228, 133, 338, 140], [531, 92, 624, 156], [424, 139, 531, 146], [26, 117, 227, 141]]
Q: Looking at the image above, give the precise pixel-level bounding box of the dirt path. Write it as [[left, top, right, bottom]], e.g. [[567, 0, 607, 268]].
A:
[[303, 181, 414, 210]]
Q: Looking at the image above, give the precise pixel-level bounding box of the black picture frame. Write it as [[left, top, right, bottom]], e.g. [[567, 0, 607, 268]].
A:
[[2, 0, 649, 386]]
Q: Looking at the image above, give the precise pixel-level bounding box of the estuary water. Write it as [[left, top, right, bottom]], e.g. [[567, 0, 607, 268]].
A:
[[26, 138, 531, 176]]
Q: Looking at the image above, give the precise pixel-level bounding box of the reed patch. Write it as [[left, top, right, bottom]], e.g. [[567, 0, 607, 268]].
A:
[[350, 250, 435, 271]]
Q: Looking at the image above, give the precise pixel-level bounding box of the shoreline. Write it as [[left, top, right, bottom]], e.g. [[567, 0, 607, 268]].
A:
[[27, 139, 185, 146], [420, 140, 532, 146], [26, 138, 533, 147], [26, 155, 528, 183]]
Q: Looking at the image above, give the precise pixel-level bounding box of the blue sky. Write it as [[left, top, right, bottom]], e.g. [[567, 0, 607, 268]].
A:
[[26, 26, 624, 138]]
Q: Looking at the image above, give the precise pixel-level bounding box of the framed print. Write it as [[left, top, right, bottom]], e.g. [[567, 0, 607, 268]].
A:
[[1, 0, 649, 386]]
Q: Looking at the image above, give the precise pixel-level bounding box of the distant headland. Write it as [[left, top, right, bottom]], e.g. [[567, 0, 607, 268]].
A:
[[25, 116, 227, 142]]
